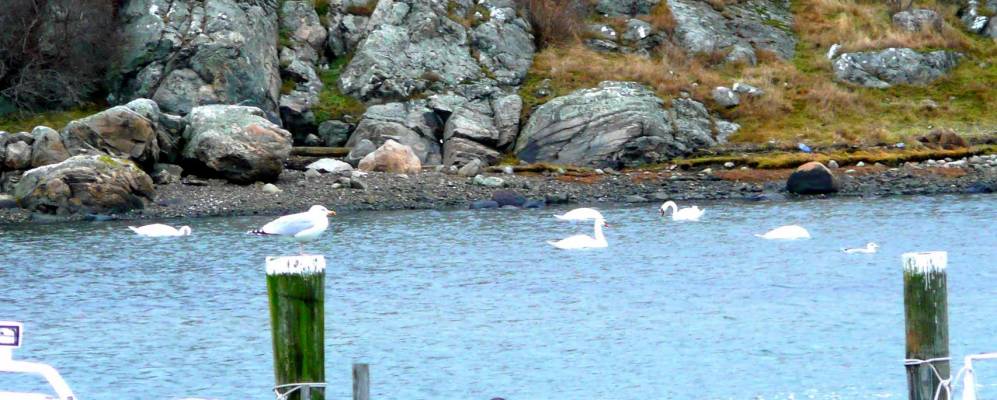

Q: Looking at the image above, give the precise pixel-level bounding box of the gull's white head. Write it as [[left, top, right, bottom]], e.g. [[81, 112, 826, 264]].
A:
[[179, 226, 192, 236], [309, 205, 337, 217], [868, 242, 880, 250]]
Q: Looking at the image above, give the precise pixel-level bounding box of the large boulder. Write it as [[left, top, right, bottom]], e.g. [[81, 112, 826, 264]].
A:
[[30, 126, 70, 168], [832, 48, 960, 88], [123, 98, 187, 164], [786, 161, 839, 194], [442, 94, 522, 166], [181, 105, 293, 183], [357, 139, 422, 173], [317, 120, 352, 147], [3, 141, 32, 171], [515, 81, 719, 168], [667, 0, 796, 63], [13, 155, 155, 215], [60, 106, 160, 167], [111, 0, 281, 121], [346, 101, 444, 164], [892, 9, 942, 32]]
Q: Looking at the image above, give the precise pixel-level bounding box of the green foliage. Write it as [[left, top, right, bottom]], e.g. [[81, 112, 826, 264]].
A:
[[0, 106, 102, 133], [312, 58, 366, 122], [281, 79, 297, 95]]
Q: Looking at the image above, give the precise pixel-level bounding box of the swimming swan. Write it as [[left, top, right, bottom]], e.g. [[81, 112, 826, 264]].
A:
[[129, 224, 192, 237], [755, 225, 811, 240], [659, 201, 705, 221], [843, 242, 879, 254], [554, 207, 605, 221], [548, 218, 609, 250]]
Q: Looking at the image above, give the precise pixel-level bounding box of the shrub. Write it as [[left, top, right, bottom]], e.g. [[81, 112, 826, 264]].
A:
[[513, 0, 588, 48], [0, 0, 121, 114]]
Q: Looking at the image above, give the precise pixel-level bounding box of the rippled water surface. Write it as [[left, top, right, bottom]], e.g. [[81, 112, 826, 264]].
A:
[[1, 195, 995, 399]]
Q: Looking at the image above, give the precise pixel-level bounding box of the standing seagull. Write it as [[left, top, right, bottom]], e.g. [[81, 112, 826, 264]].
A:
[[248, 205, 336, 254]]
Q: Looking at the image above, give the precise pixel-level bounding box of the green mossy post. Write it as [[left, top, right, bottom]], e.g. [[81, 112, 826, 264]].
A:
[[903, 251, 949, 400], [353, 363, 369, 400], [267, 255, 326, 400]]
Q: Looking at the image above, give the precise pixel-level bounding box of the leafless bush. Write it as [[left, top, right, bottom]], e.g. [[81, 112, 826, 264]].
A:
[[513, 0, 588, 48], [0, 0, 121, 113]]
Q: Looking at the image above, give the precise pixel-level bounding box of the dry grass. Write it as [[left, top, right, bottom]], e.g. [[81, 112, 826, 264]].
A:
[[795, 0, 972, 53], [514, 0, 587, 48], [669, 144, 997, 169], [639, 2, 677, 34]]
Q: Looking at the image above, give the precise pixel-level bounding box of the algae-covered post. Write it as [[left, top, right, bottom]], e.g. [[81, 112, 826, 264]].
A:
[[903, 251, 949, 400], [353, 363, 369, 400], [267, 255, 326, 400]]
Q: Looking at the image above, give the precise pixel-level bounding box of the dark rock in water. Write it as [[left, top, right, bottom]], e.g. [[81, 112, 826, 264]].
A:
[[786, 161, 839, 194], [546, 193, 571, 204], [492, 190, 527, 207], [0, 195, 17, 209], [624, 194, 649, 202], [523, 199, 546, 209], [84, 214, 117, 222], [965, 182, 994, 194], [470, 200, 500, 209]]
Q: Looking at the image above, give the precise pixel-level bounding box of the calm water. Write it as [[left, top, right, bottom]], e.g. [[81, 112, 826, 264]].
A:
[[1, 195, 995, 399]]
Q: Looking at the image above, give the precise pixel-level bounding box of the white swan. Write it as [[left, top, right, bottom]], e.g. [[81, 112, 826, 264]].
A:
[[843, 242, 879, 254], [659, 201, 705, 221], [248, 205, 336, 254], [129, 224, 192, 237], [755, 225, 811, 240], [548, 218, 609, 250], [554, 207, 605, 221]]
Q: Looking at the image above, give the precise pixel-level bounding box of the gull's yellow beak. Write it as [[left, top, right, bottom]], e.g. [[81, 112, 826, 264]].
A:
[[327, 210, 337, 217]]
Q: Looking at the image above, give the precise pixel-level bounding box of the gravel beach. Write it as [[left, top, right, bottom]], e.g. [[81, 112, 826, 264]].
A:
[[1, 158, 994, 225]]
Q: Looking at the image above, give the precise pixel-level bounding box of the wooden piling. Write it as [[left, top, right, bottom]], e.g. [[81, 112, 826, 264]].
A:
[[353, 363, 370, 400], [267, 255, 326, 400], [903, 251, 949, 400]]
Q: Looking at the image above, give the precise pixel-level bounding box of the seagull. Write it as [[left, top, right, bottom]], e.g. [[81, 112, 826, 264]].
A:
[[248, 205, 336, 254], [659, 201, 705, 221], [129, 224, 192, 237], [554, 207, 605, 221], [755, 225, 811, 240], [843, 242, 879, 254]]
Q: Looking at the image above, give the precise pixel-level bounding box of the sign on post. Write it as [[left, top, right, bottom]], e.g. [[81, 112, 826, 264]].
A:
[[0, 321, 22, 348]]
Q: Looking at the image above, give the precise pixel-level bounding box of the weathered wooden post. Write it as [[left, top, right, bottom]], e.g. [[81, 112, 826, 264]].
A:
[[903, 251, 949, 400], [353, 363, 370, 400], [267, 255, 325, 400]]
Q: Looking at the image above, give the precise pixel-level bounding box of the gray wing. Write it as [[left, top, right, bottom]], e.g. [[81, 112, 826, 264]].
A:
[[260, 212, 316, 236]]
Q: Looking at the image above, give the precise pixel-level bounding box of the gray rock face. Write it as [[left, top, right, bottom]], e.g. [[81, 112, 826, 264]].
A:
[[182, 105, 293, 183], [471, 3, 536, 86], [151, 163, 184, 184], [346, 138, 377, 166], [14, 155, 155, 215], [340, 0, 483, 101], [30, 126, 70, 168], [515, 81, 719, 168], [960, 0, 997, 37], [786, 161, 839, 194], [112, 0, 281, 121], [317, 120, 353, 147], [327, 12, 371, 58], [281, 0, 328, 63], [339, 0, 534, 101], [60, 106, 160, 168], [279, 50, 324, 140], [623, 19, 653, 42], [668, 0, 796, 63], [892, 9, 942, 32], [833, 48, 960, 88], [346, 101, 444, 164], [596, 0, 661, 16]]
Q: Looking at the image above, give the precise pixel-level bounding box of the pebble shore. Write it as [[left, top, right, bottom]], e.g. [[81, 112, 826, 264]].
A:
[[1, 155, 994, 225]]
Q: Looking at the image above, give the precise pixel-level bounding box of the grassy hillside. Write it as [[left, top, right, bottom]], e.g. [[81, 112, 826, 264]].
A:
[[521, 0, 997, 148]]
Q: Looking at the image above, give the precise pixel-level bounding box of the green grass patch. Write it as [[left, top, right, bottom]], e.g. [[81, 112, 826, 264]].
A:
[[312, 57, 366, 122], [0, 105, 103, 133]]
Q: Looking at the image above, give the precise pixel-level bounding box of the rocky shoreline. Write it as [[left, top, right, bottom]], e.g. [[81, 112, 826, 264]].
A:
[[2, 157, 993, 224]]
